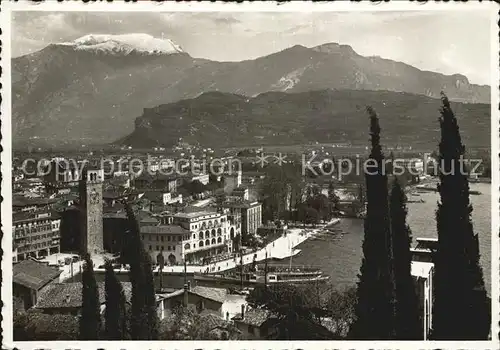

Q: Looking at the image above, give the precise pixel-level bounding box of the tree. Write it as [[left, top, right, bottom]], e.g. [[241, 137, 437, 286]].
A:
[[104, 260, 128, 340], [326, 287, 357, 338], [389, 178, 422, 339], [431, 94, 490, 339], [327, 181, 340, 214], [297, 204, 319, 228], [247, 284, 336, 340], [350, 107, 397, 339], [159, 305, 242, 340], [124, 203, 159, 340], [79, 254, 101, 340]]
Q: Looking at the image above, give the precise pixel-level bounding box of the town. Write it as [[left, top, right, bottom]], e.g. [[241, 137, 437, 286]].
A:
[[12, 136, 491, 340], [7, 7, 494, 344]]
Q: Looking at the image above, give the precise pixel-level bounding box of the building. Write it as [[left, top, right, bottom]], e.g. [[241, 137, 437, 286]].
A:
[[410, 237, 437, 340], [411, 261, 434, 340], [13, 259, 62, 311], [140, 223, 191, 265], [223, 171, 242, 194], [160, 284, 226, 319], [13, 210, 61, 262], [43, 159, 81, 185], [79, 168, 104, 255], [232, 306, 276, 339], [223, 200, 262, 239], [13, 196, 57, 213], [35, 282, 133, 316], [143, 210, 237, 265], [184, 172, 210, 186], [230, 186, 249, 201], [133, 173, 178, 193]]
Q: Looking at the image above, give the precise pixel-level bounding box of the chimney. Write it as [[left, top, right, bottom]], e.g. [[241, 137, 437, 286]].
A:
[[183, 283, 189, 307], [240, 304, 245, 319], [65, 294, 71, 304]]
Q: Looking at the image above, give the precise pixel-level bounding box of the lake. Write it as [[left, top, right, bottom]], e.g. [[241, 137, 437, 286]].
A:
[[293, 183, 492, 294]]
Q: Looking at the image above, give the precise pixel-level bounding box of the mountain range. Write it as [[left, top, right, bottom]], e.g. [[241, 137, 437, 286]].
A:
[[12, 34, 490, 148], [119, 89, 490, 149]]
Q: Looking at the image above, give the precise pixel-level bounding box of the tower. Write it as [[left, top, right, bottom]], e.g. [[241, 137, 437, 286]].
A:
[[79, 167, 104, 255]]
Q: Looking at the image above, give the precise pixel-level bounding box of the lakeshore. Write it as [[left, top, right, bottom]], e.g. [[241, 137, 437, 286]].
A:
[[41, 218, 342, 283]]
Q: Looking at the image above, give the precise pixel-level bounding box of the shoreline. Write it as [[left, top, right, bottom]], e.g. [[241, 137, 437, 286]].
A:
[[40, 218, 342, 282]]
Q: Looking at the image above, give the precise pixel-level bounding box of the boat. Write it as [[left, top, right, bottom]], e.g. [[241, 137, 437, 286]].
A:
[[407, 199, 425, 203], [470, 190, 482, 195], [194, 264, 330, 287]]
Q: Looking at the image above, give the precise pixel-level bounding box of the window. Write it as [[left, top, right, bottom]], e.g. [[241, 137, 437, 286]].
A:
[[167, 246, 171, 251], [161, 246, 164, 251], [149, 245, 152, 251], [161, 236, 164, 242], [156, 246, 159, 251], [168, 236, 171, 241], [156, 235, 159, 241], [193, 234, 196, 240], [197, 300, 205, 312], [141, 235, 145, 240]]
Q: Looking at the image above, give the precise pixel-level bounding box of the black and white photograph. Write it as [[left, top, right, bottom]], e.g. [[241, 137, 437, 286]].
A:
[[1, 2, 498, 347]]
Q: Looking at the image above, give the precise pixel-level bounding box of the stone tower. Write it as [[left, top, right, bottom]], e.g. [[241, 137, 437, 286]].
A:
[[79, 167, 104, 255]]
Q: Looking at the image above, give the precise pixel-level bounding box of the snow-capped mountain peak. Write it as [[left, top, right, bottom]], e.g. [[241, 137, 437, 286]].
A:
[[59, 33, 184, 55]]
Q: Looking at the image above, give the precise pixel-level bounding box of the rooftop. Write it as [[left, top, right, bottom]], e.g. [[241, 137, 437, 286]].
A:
[[232, 307, 271, 327], [173, 211, 219, 219], [13, 195, 57, 207], [13, 210, 61, 223], [162, 286, 226, 304], [140, 224, 189, 235], [223, 199, 260, 209], [411, 261, 434, 278], [13, 259, 62, 290], [36, 282, 132, 309]]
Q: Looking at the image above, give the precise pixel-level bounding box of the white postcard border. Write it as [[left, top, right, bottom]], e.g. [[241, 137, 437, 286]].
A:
[[1, 1, 499, 349]]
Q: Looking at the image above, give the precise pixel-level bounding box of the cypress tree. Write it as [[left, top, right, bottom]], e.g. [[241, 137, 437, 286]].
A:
[[104, 259, 127, 340], [79, 253, 101, 340], [431, 94, 489, 339], [389, 178, 421, 339], [350, 107, 397, 339], [124, 203, 159, 340]]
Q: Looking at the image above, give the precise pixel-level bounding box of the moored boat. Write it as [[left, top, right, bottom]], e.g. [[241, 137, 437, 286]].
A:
[[194, 264, 329, 287]]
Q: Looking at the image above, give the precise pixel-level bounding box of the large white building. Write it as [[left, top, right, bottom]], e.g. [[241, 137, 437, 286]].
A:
[[141, 210, 240, 265]]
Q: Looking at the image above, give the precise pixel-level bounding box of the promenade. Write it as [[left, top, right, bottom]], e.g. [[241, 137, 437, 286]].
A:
[[40, 218, 340, 281], [158, 217, 341, 274]]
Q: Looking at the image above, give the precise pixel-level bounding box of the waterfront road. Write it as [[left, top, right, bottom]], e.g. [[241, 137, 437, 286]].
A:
[[157, 218, 341, 274], [40, 219, 340, 281]]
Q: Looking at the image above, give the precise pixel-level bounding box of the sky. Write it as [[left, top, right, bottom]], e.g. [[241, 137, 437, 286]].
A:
[[11, 11, 492, 85]]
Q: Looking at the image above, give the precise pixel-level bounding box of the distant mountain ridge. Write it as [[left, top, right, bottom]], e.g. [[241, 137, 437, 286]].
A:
[[11, 37, 490, 147], [119, 89, 490, 149]]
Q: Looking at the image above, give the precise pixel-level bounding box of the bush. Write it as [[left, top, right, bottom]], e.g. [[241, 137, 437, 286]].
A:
[[15, 312, 79, 340]]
